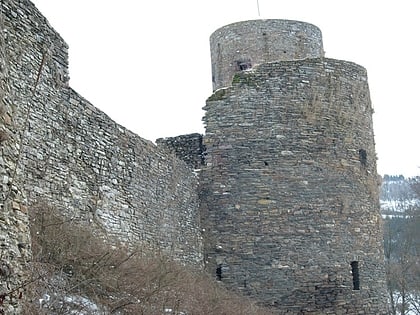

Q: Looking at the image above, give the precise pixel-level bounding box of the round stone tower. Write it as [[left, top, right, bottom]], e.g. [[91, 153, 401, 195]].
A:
[[200, 20, 389, 313], [210, 19, 324, 91]]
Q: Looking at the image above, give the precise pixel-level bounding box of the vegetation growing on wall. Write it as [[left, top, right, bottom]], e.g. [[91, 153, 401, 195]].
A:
[[24, 203, 274, 315]]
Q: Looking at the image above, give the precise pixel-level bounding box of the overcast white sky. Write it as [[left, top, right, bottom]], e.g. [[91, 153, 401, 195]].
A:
[[31, 0, 419, 177]]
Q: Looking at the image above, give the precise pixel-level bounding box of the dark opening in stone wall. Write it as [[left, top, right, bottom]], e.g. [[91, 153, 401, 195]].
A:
[[216, 264, 222, 281], [359, 149, 367, 166], [351, 261, 360, 290], [236, 59, 252, 71]]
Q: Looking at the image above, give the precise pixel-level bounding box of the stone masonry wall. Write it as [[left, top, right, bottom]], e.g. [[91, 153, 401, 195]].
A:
[[22, 88, 202, 265], [1, 2, 390, 314], [0, 1, 202, 312], [0, 27, 31, 313], [210, 19, 324, 91], [156, 133, 206, 170], [201, 57, 389, 313], [0, 0, 66, 312]]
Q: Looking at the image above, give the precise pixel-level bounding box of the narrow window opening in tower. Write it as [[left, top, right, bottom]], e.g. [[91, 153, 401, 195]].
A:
[[359, 149, 367, 166], [351, 261, 360, 290], [216, 264, 222, 281], [236, 59, 252, 71]]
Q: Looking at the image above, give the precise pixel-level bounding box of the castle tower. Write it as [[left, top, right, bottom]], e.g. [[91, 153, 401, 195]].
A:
[[200, 20, 389, 313], [210, 20, 324, 91]]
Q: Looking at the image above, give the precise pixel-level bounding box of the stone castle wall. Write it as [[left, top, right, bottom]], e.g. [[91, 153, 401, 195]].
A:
[[0, 1, 202, 312], [201, 21, 388, 314], [21, 88, 202, 264], [0, 0, 68, 312], [1, 1, 389, 314], [157, 133, 206, 170]]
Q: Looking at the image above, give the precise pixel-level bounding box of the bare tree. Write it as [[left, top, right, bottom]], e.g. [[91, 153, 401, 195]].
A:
[[383, 176, 420, 315], [24, 202, 275, 315]]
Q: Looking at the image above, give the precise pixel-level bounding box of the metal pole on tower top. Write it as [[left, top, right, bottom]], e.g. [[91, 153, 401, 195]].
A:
[[257, 0, 261, 17]]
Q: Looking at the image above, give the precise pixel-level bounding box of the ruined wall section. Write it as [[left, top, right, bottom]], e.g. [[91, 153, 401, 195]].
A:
[[0, 6, 202, 314], [156, 133, 206, 170], [210, 19, 324, 91], [201, 58, 388, 313]]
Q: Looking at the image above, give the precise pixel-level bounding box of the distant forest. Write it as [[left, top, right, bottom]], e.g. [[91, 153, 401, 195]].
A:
[[380, 175, 419, 315]]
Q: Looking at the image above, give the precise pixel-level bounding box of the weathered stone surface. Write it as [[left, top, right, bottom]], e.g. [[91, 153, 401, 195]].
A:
[[210, 19, 324, 90], [156, 133, 205, 170], [201, 22, 389, 314], [1, 1, 202, 312], [1, 1, 389, 314]]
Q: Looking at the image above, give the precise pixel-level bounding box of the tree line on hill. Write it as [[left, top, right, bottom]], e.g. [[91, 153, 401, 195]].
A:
[[381, 175, 420, 314]]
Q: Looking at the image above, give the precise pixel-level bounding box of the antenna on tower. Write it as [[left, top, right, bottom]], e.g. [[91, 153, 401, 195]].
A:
[[257, 0, 261, 17]]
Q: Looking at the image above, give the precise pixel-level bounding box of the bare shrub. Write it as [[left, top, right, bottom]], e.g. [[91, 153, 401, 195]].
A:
[[24, 203, 274, 314]]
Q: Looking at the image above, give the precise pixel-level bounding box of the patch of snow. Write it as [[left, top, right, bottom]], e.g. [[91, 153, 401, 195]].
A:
[[40, 292, 107, 315]]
